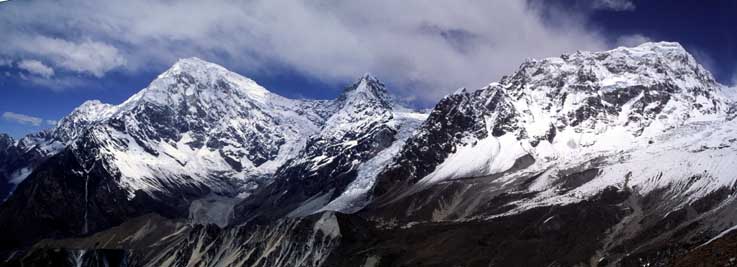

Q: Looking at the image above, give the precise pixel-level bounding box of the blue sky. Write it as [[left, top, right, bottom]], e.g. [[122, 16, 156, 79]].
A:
[[0, 0, 735, 138]]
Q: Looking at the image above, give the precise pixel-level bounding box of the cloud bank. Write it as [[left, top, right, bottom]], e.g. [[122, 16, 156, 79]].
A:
[[0, 0, 620, 102]]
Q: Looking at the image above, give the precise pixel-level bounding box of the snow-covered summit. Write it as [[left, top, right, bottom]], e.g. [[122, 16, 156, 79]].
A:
[[336, 73, 393, 109], [509, 42, 720, 96], [121, 57, 272, 111], [323, 74, 396, 137], [52, 100, 116, 143], [491, 41, 727, 142], [66, 59, 331, 197], [374, 41, 732, 203]]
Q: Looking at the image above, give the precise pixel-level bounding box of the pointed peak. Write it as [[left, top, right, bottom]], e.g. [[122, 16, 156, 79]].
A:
[[172, 57, 215, 68], [163, 57, 229, 77], [54, 99, 117, 142], [359, 72, 380, 83], [452, 87, 468, 95], [70, 100, 115, 117], [336, 74, 393, 108], [76, 99, 112, 110], [343, 73, 388, 96], [139, 57, 271, 104]]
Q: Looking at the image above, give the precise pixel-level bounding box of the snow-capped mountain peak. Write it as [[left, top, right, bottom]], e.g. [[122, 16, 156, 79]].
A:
[[374, 41, 731, 199], [336, 73, 393, 109], [52, 100, 116, 143], [10, 42, 737, 266], [123, 57, 272, 110], [507, 41, 720, 96], [40, 58, 334, 199], [320, 75, 397, 140], [490, 41, 727, 143]]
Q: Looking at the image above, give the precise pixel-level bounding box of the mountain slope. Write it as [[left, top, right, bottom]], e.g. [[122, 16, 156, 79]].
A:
[[236, 74, 427, 222]]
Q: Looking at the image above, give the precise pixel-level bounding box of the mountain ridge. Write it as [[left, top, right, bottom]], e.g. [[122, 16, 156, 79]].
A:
[[0, 56, 427, 252], [4, 42, 737, 266]]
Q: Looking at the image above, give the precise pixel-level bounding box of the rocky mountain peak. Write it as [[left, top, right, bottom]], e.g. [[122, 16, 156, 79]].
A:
[[0, 134, 13, 149], [53, 100, 116, 143], [125, 57, 272, 111], [357, 72, 381, 85], [26, 58, 334, 200], [504, 42, 719, 96], [337, 73, 393, 108], [480, 41, 729, 142], [163, 57, 241, 81], [371, 42, 731, 200]]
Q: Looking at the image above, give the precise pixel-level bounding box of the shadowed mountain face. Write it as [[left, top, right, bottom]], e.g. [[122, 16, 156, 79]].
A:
[[3, 42, 737, 266]]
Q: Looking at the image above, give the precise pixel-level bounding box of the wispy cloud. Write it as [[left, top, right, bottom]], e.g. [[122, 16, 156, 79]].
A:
[[2, 112, 43, 126], [17, 59, 55, 78], [690, 48, 719, 78], [18, 73, 87, 91], [718, 71, 737, 101], [5, 36, 125, 78], [0, 0, 614, 101], [18, 36, 125, 78], [616, 34, 652, 47], [592, 0, 636, 11]]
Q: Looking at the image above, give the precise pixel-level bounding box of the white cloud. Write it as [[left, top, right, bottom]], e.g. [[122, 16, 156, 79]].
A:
[[11, 36, 126, 77], [0, 0, 611, 101], [46, 120, 58, 126], [592, 0, 636, 11], [0, 58, 11, 66], [2, 112, 43, 126], [616, 34, 652, 47], [18, 74, 87, 91], [17, 59, 55, 78]]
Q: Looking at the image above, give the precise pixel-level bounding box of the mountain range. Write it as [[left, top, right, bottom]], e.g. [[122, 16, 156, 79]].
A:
[[2, 42, 737, 266]]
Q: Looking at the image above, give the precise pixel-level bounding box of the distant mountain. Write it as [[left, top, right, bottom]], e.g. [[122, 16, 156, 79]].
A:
[[0, 129, 63, 201], [4, 42, 737, 266]]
